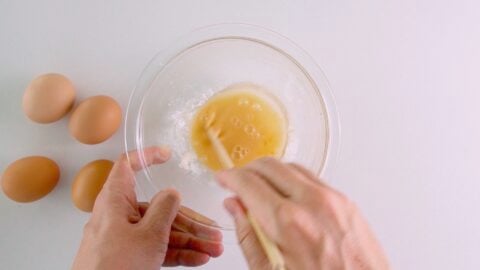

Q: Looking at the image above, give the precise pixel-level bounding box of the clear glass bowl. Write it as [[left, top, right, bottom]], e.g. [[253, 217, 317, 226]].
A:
[[125, 24, 339, 231]]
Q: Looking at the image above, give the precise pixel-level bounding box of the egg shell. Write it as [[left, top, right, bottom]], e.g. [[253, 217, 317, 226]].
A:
[[71, 159, 114, 212], [1, 156, 60, 203], [68, 95, 122, 144], [22, 73, 76, 123]]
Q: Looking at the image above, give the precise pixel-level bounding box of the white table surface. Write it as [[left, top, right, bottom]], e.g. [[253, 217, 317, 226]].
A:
[[1, 1, 479, 269]]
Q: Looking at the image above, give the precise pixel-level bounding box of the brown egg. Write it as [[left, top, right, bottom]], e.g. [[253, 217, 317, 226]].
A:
[[71, 159, 114, 212], [22, 73, 76, 123], [1, 156, 60, 202], [69, 95, 122, 144]]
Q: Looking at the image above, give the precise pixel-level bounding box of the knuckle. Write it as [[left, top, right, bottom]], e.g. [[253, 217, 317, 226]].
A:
[[276, 202, 320, 240], [118, 153, 129, 164], [234, 170, 257, 187], [288, 162, 303, 170], [237, 225, 255, 246], [317, 191, 354, 235], [139, 230, 169, 255], [290, 163, 316, 179], [321, 191, 339, 209], [240, 170, 256, 182], [276, 202, 299, 229], [233, 168, 248, 178], [256, 156, 277, 166], [320, 189, 350, 213]]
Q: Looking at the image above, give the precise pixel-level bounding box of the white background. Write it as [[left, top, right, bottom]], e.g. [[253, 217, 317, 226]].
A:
[[1, 1, 479, 269]]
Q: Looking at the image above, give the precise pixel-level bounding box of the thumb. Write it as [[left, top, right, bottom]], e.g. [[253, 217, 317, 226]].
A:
[[224, 197, 270, 270], [141, 189, 181, 235]]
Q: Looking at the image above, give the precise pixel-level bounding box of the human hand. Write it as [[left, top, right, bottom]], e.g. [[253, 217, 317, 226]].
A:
[[72, 147, 223, 270], [216, 158, 389, 270]]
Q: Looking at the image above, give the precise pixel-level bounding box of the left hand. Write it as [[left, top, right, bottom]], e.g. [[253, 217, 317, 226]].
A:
[[72, 146, 223, 270]]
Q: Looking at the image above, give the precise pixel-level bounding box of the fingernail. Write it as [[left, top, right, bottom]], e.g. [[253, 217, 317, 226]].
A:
[[156, 145, 171, 160], [158, 145, 171, 152]]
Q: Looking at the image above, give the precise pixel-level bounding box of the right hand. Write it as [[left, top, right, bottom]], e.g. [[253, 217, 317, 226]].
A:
[[215, 157, 389, 270]]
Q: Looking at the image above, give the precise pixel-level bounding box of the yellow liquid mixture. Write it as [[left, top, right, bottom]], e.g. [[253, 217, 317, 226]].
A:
[[191, 84, 287, 171]]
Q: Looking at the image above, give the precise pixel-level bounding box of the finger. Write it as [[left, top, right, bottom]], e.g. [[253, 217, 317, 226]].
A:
[[224, 197, 270, 270], [216, 169, 284, 234], [141, 203, 224, 241], [169, 231, 223, 257], [288, 163, 331, 190], [288, 163, 344, 197], [178, 205, 217, 226], [95, 147, 170, 219], [162, 248, 210, 267], [246, 157, 313, 198], [141, 189, 181, 235], [103, 146, 171, 199], [124, 146, 171, 172], [287, 163, 318, 182], [173, 207, 223, 241], [131, 203, 223, 244]]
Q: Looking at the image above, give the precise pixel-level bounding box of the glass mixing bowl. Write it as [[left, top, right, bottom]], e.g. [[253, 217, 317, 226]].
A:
[[125, 24, 339, 232]]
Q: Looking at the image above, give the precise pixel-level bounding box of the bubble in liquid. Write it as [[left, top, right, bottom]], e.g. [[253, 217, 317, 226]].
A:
[[230, 116, 242, 128], [231, 144, 250, 161], [202, 111, 216, 125], [240, 148, 248, 156], [244, 124, 256, 135], [243, 124, 261, 140], [238, 98, 250, 106], [231, 151, 245, 161], [251, 103, 262, 111]]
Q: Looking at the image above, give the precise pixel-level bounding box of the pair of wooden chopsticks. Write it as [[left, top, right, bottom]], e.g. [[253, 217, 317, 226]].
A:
[[205, 126, 286, 270]]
